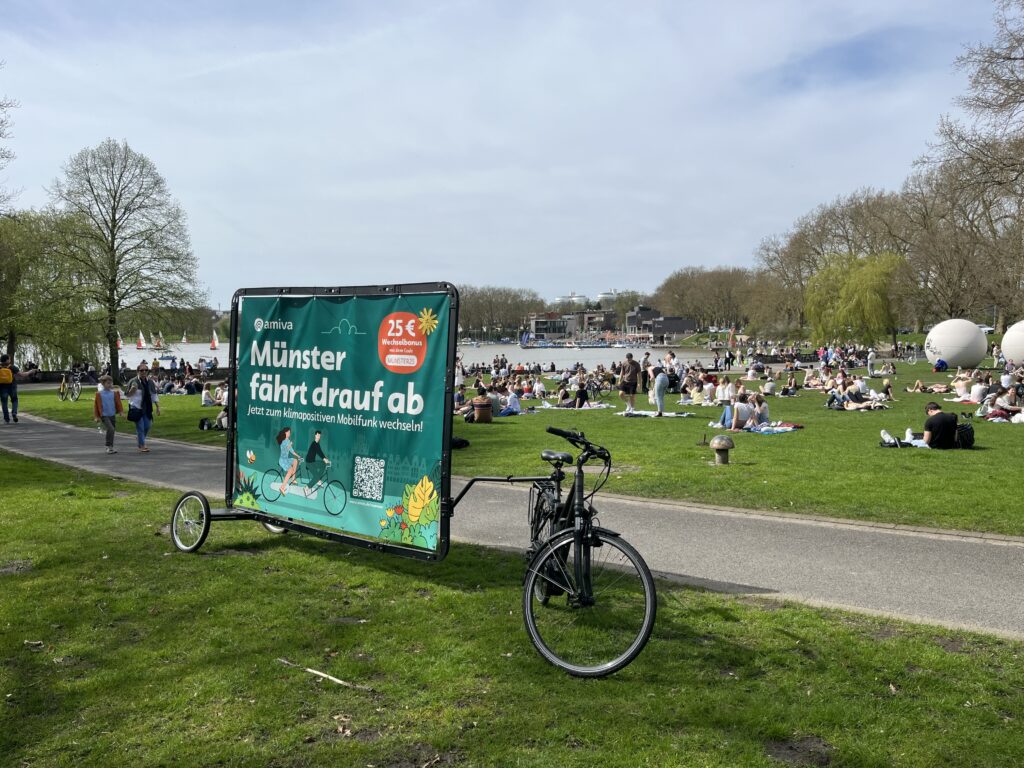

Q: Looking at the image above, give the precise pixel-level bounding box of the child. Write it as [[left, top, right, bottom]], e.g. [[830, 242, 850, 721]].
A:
[[93, 375, 124, 454]]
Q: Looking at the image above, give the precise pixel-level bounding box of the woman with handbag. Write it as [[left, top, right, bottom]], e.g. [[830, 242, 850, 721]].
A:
[[125, 363, 161, 453]]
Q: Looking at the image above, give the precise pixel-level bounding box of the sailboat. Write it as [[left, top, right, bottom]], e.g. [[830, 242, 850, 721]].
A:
[[181, 332, 188, 344], [137, 331, 146, 349], [152, 332, 163, 350], [116, 331, 123, 350], [210, 329, 219, 350]]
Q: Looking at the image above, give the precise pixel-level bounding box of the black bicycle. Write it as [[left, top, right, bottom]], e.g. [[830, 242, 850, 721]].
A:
[[455, 427, 656, 677]]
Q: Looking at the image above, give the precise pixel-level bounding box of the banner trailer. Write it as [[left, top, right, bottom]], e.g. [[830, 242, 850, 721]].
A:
[[229, 284, 458, 560]]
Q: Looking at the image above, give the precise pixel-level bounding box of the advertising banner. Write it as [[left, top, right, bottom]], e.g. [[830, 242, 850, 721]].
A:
[[230, 284, 457, 559]]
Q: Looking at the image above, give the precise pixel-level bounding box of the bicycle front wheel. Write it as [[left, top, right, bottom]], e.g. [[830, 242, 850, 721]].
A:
[[69, 381, 82, 401], [171, 491, 211, 553], [523, 528, 656, 677], [323, 480, 347, 516]]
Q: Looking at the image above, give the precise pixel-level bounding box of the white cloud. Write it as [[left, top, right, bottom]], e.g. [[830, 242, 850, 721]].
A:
[[0, 0, 995, 306]]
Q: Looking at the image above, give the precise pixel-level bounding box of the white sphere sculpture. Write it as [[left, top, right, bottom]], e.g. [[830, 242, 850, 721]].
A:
[[1001, 320, 1024, 364], [924, 319, 987, 368]]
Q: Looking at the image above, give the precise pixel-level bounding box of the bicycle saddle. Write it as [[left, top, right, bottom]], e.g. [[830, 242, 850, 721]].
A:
[[541, 450, 573, 465]]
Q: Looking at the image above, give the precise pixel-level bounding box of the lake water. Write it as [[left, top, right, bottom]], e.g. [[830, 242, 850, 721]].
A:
[[112, 342, 721, 373]]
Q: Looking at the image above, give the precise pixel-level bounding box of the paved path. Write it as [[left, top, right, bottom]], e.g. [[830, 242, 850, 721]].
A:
[[3, 415, 1023, 639]]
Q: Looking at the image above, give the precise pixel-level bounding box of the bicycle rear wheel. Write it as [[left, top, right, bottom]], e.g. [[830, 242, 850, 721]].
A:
[[523, 528, 656, 677], [69, 381, 82, 401], [261, 468, 283, 502], [58, 382, 68, 401]]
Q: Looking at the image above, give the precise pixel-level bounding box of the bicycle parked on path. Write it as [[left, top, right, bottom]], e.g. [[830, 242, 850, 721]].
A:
[[57, 370, 82, 402], [260, 460, 348, 517], [454, 426, 656, 677]]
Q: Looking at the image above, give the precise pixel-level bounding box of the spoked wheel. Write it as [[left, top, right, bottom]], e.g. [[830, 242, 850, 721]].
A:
[[261, 521, 287, 534], [523, 529, 656, 678], [69, 381, 82, 401], [261, 468, 283, 502], [58, 383, 68, 401], [323, 480, 347, 516], [171, 491, 211, 553]]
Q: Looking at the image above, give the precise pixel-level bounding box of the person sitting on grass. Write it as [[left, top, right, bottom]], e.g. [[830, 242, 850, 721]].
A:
[[201, 382, 216, 407], [498, 386, 522, 416], [463, 387, 492, 423], [713, 393, 754, 431], [881, 402, 958, 449]]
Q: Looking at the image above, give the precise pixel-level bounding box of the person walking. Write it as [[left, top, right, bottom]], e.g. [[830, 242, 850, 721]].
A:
[[126, 363, 161, 452], [0, 354, 18, 424], [92, 374, 124, 453], [619, 352, 641, 414]]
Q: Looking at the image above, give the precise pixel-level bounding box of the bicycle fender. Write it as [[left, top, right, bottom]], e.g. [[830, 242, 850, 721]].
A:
[[592, 525, 622, 539]]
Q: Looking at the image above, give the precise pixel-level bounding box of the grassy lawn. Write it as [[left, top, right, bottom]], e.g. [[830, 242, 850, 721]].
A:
[[1, 451, 1021, 767], [17, 365, 1022, 536]]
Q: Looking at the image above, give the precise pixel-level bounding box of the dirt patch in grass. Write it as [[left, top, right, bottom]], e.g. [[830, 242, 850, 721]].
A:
[[199, 549, 262, 558], [934, 636, 970, 654], [0, 559, 33, 576], [764, 735, 834, 766], [380, 744, 463, 767]]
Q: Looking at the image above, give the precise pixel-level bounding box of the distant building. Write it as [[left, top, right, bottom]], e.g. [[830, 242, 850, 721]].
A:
[[625, 306, 659, 336], [625, 305, 697, 342], [527, 312, 570, 340]]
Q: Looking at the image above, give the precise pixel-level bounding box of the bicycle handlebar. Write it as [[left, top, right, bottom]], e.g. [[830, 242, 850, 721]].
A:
[[545, 426, 610, 461]]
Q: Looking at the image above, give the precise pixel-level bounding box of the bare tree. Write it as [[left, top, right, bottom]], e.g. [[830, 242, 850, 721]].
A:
[[937, 1, 1024, 187], [0, 62, 18, 212], [49, 139, 202, 372]]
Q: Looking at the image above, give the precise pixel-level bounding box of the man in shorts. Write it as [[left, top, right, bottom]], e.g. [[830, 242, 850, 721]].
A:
[[619, 353, 641, 414]]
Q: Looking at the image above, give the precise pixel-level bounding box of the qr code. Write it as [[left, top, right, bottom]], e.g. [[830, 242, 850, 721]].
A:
[[352, 456, 386, 501]]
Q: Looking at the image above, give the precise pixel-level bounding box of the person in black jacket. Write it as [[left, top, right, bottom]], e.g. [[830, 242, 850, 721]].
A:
[[304, 430, 331, 494]]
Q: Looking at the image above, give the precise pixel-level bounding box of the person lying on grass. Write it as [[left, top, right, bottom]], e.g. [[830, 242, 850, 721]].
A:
[[905, 380, 953, 394]]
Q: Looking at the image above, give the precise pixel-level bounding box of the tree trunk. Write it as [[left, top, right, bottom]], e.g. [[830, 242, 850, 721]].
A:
[[107, 311, 119, 376], [5, 329, 14, 360]]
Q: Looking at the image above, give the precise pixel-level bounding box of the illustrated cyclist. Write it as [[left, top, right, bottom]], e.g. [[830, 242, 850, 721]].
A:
[[304, 430, 331, 496], [275, 427, 303, 495]]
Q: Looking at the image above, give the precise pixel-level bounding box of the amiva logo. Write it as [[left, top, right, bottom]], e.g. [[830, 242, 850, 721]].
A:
[[253, 318, 294, 332]]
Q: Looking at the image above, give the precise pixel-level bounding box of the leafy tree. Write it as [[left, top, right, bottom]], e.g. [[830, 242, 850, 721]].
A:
[[0, 211, 91, 363], [48, 139, 203, 372], [805, 253, 904, 345]]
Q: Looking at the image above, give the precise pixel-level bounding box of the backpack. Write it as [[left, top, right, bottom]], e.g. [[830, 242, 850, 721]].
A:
[[0, 366, 12, 385], [198, 417, 212, 431], [955, 421, 975, 449]]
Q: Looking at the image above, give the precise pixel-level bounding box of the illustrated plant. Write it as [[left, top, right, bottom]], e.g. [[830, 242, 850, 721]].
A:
[[378, 475, 440, 549]]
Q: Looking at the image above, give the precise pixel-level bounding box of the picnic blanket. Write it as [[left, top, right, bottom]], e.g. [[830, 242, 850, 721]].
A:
[[615, 410, 698, 418], [538, 400, 616, 410]]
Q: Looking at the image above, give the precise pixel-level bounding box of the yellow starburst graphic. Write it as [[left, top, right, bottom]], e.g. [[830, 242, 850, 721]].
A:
[[418, 308, 439, 336]]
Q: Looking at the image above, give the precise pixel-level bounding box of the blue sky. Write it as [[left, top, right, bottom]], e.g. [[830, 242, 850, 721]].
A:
[[0, 0, 995, 309]]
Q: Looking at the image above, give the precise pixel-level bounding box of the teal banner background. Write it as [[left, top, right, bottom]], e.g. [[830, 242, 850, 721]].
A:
[[232, 291, 452, 554]]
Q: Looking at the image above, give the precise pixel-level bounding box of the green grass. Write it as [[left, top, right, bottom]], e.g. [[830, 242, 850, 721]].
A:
[[16, 367, 1024, 536], [1, 451, 1022, 767]]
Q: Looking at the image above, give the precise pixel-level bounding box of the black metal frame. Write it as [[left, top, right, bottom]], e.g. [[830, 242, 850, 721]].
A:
[[209, 282, 459, 562]]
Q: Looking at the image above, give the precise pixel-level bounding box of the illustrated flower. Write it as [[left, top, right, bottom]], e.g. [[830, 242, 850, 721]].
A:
[[400, 522, 408, 530], [406, 477, 436, 523], [379, 519, 388, 528], [417, 308, 438, 336], [386, 507, 395, 517]]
